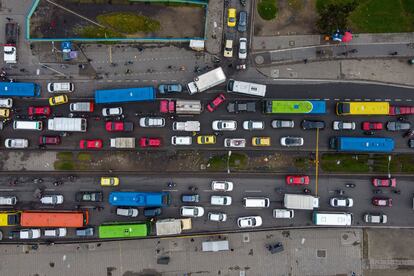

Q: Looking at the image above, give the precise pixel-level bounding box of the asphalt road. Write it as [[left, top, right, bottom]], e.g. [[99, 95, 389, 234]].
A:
[[0, 174, 413, 240]]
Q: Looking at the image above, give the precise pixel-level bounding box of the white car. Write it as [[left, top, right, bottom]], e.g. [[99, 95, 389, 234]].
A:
[[40, 195, 64, 205], [5, 138, 28, 148], [212, 120, 237, 131], [47, 82, 74, 93], [237, 216, 262, 228], [171, 136, 192, 145], [116, 207, 139, 217], [208, 212, 227, 222], [0, 196, 17, 205], [102, 107, 123, 117], [180, 206, 204, 217], [272, 209, 294, 219], [364, 213, 387, 224], [44, 228, 67, 237], [0, 98, 13, 108], [280, 136, 304, 147], [10, 229, 41, 239], [224, 138, 246, 148], [139, 117, 165, 128], [330, 197, 354, 207], [210, 195, 232, 206], [211, 181, 233, 191], [242, 120, 264, 131], [238, 37, 247, 59], [333, 121, 356, 130]]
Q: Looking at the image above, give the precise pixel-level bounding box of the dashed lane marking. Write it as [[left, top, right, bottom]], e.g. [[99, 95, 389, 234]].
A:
[[395, 99, 402, 101], [407, 99, 412, 102], [385, 99, 391, 101], [245, 190, 262, 193]]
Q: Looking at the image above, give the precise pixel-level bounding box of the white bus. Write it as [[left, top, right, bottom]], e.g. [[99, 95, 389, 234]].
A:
[[227, 79, 266, 97], [312, 212, 352, 226]]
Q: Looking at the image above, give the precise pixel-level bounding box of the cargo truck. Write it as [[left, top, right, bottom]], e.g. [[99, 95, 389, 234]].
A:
[[48, 117, 87, 132], [172, 121, 200, 132], [187, 67, 226, 95], [155, 218, 192, 236], [284, 194, 319, 210], [110, 137, 135, 149], [160, 99, 202, 114], [4, 22, 18, 64]]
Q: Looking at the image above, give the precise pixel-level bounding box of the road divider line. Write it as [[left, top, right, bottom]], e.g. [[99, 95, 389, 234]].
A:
[[245, 190, 262, 193]]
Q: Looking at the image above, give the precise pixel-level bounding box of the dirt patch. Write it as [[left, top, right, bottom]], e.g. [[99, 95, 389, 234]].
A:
[[254, 0, 318, 36]]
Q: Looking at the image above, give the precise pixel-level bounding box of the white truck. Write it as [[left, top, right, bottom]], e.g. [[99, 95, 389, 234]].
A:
[[155, 218, 192, 236], [48, 118, 87, 132], [284, 194, 319, 210], [273, 209, 294, 219], [172, 121, 200, 132], [187, 67, 226, 95], [110, 137, 135, 149], [4, 22, 18, 64]]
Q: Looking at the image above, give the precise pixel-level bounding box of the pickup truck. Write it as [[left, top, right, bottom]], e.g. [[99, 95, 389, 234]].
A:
[[110, 137, 135, 149], [172, 121, 200, 132], [227, 101, 256, 113], [70, 102, 94, 112], [272, 209, 294, 219]]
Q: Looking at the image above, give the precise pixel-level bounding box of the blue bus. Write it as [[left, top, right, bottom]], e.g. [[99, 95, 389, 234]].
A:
[[329, 137, 394, 153], [109, 192, 171, 207], [95, 87, 155, 104], [0, 82, 41, 97]]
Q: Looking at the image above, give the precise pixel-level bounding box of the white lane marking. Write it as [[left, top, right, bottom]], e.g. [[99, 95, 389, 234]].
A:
[[407, 99, 412, 102], [324, 98, 330, 101], [45, 189, 56, 191], [345, 99, 350, 101], [385, 99, 391, 101], [364, 99, 371, 101], [245, 190, 262, 193], [395, 99, 402, 101], [0, 189, 14, 191], [375, 99, 382, 101], [162, 189, 178, 192], [355, 99, 361, 101], [334, 98, 340, 101]]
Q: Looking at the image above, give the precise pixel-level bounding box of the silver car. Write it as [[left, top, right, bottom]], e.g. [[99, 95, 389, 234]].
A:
[[280, 136, 304, 147], [139, 117, 165, 128], [212, 120, 237, 131], [208, 212, 227, 222], [102, 107, 123, 117], [271, 120, 294, 128], [40, 195, 64, 205], [5, 138, 28, 148]]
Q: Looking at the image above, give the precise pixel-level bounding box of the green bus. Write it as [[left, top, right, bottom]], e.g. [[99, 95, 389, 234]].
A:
[[262, 100, 326, 114], [98, 222, 150, 239]]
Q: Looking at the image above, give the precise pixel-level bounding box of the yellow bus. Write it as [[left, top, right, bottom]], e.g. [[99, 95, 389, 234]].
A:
[[336, 102, 390, 115], [0, 211, 20, 226]]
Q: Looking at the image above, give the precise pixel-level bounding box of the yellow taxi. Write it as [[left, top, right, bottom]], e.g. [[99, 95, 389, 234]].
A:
[[227, 8, 236, 27], [0, 108, 10, 118], [252, 136, 271, 147], [49, 95, 68, 106], [100, 176, 120, 186], [197, 135, 216, 145]]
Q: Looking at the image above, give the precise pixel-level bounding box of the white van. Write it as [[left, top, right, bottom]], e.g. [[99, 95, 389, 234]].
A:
[[13, 120, 43, 131], [243, 197, 270, 208], [0, 196, 17, 205], [47, 82, 74, 93], [171, 136, 192, 145]]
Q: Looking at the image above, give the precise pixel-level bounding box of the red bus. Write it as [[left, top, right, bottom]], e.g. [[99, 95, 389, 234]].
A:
[[20, 211, 89, 227]]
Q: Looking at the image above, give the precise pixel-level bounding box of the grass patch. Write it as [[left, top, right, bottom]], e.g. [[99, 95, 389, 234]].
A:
[[207, 153, 248, 171], [288, 0, 304, 11], [294, 157, 313, 171], [57, 152, 73, 160], [257, 0, 278, 20], [321, 153, 370, 173], [229, 153, 248, 170], [97, 12, 161, 34], [54, 161, 75, 170], [74, 25, 124, 39], [77, 153, 92, 161]]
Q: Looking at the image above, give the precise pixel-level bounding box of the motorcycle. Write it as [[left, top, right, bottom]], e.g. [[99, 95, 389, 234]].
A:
[[33, 178, 43, 184], [392, 189, 401, 194], [373, 189, 383, 194], [53, 181, 63, 187], [336, 189, 345, 195], [345, 183, 356, 188], [167, 182, 176, 189], [303, 188, 311, 194]]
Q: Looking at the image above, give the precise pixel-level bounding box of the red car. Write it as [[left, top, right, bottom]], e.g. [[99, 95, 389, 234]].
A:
[[105, 121, 134, 132], [139, 137, 161, 148], [372, 197, 392, 207], [28, 106, 51, 117], [159, 100, 175, 114], [39, 135, 61, 145], [79, 139, 103, 149], [362, 122, 383, 131], [372, 178, 396, 187], [286, 175, 310, 185], [207, 93, 226, 112], [389, 106, 414, 115]]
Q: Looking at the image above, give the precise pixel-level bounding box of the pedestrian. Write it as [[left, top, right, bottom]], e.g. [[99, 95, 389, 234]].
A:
[[303, 59, 308, 64], [6, 17, 12, 22]]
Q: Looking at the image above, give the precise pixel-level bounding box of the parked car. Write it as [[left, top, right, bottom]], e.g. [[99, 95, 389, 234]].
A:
[[0, 98, 12, 108], [197, 135, 216, 145], [76, 227, 94, 237], [409, 139, 414, 148], [271, 120, 294, 128], [362, 122, 383, 131], [0, 196, 17, 205], [207, 94, 226, 112], [226, 101, 256, 113], [301, 120, 325, 130], [9, 229, 41, 239], [211, 195, 232, 206], [49, 95, 68, 106], [79, 139, 103, 149], [285, 175, 309, 185], [272, 209, 294, 219], [372, 177, 396, 187], [211, 181, 233, 191], [105, 121, 134, 132], [143, 207, 162, 217], [242, 120, 264, 130], [237, 216, 262, 228], [75, 191, 103, 202], [158, 83, 182, 94], [212, 120, 237, 131], [223, 39, 233, 58], [44, 228, 67, 237], [102, 107, 123, 117], [330, 197, 354, 207], [100, 177, 119, 186], [47, 82, 74, 93], [28, 106, 51, 117], [252, 136, 271, 146], [333, 121, 356, 130], [5, 138, 28, 149], [181, 194, 200, 203], [208, 212, 227, 222], [116, 207, 138, 217], [227, 8, 236, 27], [237, 11, 247, 32], [238, 37, 247, 59], [364, 213, 387, 224], [180, 206, 204, 217], [387, 121, 411, 131], [139, 137, 162, 148], [224, 138, 246, 148], [171, 136, 192, 146], [139, 117, 165, 128], [280, 136, 304, 147], [372, 197, 392, 207], [39, 135, 61, 145], [40, 195, 64, 205]]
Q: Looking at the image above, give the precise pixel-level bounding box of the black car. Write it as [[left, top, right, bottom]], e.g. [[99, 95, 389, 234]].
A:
[[227, 101, 256, 113], [301, 120, 325, 130], [144, 207, 162, 217], [75, 191, 103, 202]]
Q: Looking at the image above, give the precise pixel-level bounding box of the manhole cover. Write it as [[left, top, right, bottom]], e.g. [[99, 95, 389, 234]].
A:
[[289, 40, 295, 46], [271, 69, 280, 78], [243, 233, 250, 243], [255, 55, 264, 65], [317, 249, 326, 258], [342, 234, 349, 240]]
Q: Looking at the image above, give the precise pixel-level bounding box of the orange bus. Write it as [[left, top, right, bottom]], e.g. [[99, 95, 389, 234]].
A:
[[20, 211, 89, 228]]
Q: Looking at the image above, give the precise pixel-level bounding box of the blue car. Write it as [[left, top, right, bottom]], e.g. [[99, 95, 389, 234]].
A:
[[158, 83, 183, 94], [143, 207, 162, 217], [181, 194, 200, 203]]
